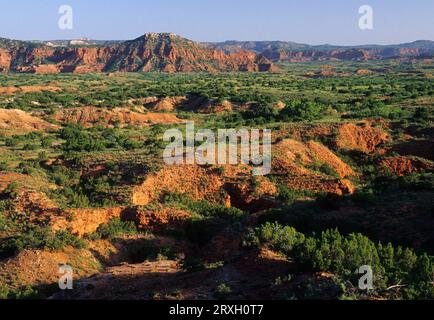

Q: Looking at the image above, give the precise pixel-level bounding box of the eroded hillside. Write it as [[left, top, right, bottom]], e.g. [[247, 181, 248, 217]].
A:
[[0, 33, 276, 74], [0, 66, 432, 300]]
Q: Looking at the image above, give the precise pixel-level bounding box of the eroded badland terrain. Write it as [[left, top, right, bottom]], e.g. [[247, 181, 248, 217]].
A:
[[0, 35, 433, 300]]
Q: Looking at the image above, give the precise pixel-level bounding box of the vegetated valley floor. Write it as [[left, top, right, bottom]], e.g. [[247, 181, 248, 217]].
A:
[[0, 60, 433, 300]]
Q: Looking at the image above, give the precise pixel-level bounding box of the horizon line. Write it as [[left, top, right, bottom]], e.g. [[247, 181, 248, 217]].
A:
[[2, 33, 433, 48]]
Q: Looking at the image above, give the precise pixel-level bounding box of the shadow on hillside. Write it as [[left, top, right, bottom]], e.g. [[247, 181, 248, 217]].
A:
[[47, 247, 295, 300], [255, 192, 434, 254]]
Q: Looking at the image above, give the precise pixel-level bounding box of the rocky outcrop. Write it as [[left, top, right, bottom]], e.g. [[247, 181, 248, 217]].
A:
[[334, 122, 390, 153], [51, 207, 124, 236], [274, 139, 355, 178], [122, 206, 192, 231], [380, 156, 434, 176], [53, 106, 184, 127], [132, 165, 226, 206], [0, 33, 276, 74], [272, 139, 356, 196]]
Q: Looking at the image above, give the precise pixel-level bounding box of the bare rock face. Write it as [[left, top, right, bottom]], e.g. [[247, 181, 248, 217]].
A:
[[380, 156, 434, 176], [0, 49, 12, 72], [53, 106, 184, 128], [334, 122, 390, 153], [0, 33, 276, 74], [272, 139, 356, 196]]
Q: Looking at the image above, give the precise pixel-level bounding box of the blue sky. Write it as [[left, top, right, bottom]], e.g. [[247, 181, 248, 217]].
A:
[[1, 0, 433, 45]]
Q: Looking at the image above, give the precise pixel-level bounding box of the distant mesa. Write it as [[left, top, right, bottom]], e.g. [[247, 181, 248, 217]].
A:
[[206, 40, 434, 62], [0, 34, 432, 74], [0, 33, 276, 74]]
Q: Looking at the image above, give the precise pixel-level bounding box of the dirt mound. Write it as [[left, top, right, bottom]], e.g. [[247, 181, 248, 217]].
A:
[[225, 176, 278, 210], [318, 70, 338, 77], [145, 96, 187, 112], [196, 100, 234, 114], [140, 95, 239, 114], [132, 164, 278, 211], [282, 124, 334, 141], [123, 206, 192, 231], [273, 101, 286, 111], [334, 122, 390, 153], [131, 139, 355, 208], [12, 191, 61, 225], [274, 139, 354, 178], [132, 165, 226, 206], [356, 69, 373, 75], [0, 173, 52, 193], [0, 248, 101, 291], [272, 139, 355, 195], [0, 109, 59, 133], [53, 107, 184, 128], [380, 156, 434, 176], [0, 172, 28, 192], [0, 86, 61, 95], [49, 205, 192, 236], [306, 141, 355, 177], [5, 189, 110, 237], [51, 207, 124, 236]]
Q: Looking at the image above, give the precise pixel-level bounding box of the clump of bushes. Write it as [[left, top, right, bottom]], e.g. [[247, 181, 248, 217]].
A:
[[245, 222, 305, 253], [60, 124, 142, 153], [90, 217, 138, 240], [161, 192, 246, 246], [161, 192, 245, 220], [0, 285, 39, 300], [0, 224, 86, 259], [60, 124, 105, 152], [214, 283, 232, 300], [245, 222, 433, 299]]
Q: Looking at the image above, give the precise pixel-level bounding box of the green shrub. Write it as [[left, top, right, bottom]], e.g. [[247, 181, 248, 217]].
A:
[[0, 285, 9, 299], [413, 107, 431, 122], [214, 283, 232, 300], [0, 225, 85, 258], [246, 222, 434, 299], [0, 162, 9, 171], [162, 192, 245, 220], [44, 230, 86, 251], [281, 100, 325, 122], [22, 143, 38, 151], [60, 124, 105, 152], [93, 218, 138, 240], [3, 182, 18, 198], [0, 285, 39, 300], [277, 185, 304, 204], [182, 257, 206, 273], [0, 212, 9, 232], [244, 222, 305, 255]]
